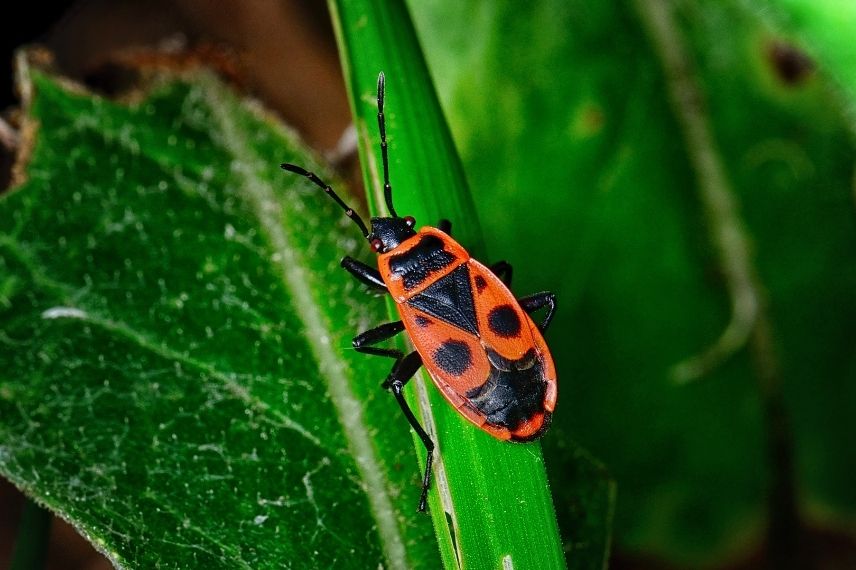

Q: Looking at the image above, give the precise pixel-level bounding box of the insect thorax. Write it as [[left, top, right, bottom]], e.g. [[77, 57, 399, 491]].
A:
[[378, 227, 469, 301]]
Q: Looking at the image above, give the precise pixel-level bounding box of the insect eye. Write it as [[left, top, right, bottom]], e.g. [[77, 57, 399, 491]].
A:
[[404, 216, 416, 227], [371, 238, 384, 252]]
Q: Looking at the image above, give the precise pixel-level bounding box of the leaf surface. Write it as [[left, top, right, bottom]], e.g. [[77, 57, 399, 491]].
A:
[[0, 62, 440, 569]]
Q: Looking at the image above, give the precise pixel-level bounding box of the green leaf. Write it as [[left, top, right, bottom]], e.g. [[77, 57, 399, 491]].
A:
[[0, 57, 439, 569], [410, 0, 856, 565], [544, 438, 615, 569], [329, 1, 571, 568]]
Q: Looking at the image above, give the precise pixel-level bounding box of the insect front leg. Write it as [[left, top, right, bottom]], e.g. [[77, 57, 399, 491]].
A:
[[385, 351, 434, 513], [341, 256, 388, 291], [518, 291, 557, 332]]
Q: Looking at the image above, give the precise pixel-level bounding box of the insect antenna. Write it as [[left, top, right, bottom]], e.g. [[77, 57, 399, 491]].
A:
[[280, 163, 370, 237], [377, 72, 398, 218]]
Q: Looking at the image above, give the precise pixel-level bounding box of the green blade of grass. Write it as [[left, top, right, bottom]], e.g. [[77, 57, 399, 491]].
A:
[[328, 1, 567, 568]]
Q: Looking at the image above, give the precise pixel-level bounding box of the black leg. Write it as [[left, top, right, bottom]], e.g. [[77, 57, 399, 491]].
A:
[[438, 219, 452, 234], [385, 351, 434, 512], [489, 260, 513, 286], [353, 321, 406, 360], [354, 321, 435, 512], [342, 256, 387, 290], [519, 291, 557, 332]]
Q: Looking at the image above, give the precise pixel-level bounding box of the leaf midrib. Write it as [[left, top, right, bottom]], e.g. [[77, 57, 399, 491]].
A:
[[200, 77, 410, 570]]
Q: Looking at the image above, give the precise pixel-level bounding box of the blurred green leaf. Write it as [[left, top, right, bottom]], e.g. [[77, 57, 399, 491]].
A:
[[749, 0, 856, 118], [544, 438, 616, 569], [0, 59, 440, 569], [411, 0, 856, 565]]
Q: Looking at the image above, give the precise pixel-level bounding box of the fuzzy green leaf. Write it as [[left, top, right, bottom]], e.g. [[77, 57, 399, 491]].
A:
[[0, 61, 440, 569]]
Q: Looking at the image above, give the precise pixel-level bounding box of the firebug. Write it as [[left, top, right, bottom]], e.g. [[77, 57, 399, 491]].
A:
[[281, 72, 557, 512]]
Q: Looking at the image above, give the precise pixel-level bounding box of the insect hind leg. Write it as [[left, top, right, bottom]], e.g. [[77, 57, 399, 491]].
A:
[[352, 324, 435, 511], [385, 351, 434, 512]]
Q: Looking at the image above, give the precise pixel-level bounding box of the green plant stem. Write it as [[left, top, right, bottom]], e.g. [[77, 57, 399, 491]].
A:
[[328, 1, 567, 568], [10, 498, 51, 570]]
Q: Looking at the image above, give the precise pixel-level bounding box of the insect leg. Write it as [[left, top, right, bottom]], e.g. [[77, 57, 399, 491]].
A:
[[385, 351, 434, 512], [437, 219, 452, 234], [354, 324, 435, 511], [352, 321, 406, 360], [518, 291, 557, 332], [341, 256, 387, 290], [489, 260, 513, 286]]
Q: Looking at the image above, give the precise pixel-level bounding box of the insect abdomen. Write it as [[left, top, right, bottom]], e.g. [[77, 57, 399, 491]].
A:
[[465, 348, 547, 431]]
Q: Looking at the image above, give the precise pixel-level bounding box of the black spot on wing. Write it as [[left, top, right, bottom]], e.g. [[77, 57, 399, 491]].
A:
[[487, 304, 521, 338], [414, 315, 432, 327], [433, 340, 472, 376], [465, 348, 546, 431], [408, 265, 478, 335], [474, 275, 487, 292], [388, 234, 456, 289]]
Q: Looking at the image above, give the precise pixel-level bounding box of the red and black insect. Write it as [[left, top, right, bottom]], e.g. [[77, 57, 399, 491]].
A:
[[281, 73, 557, 512]]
